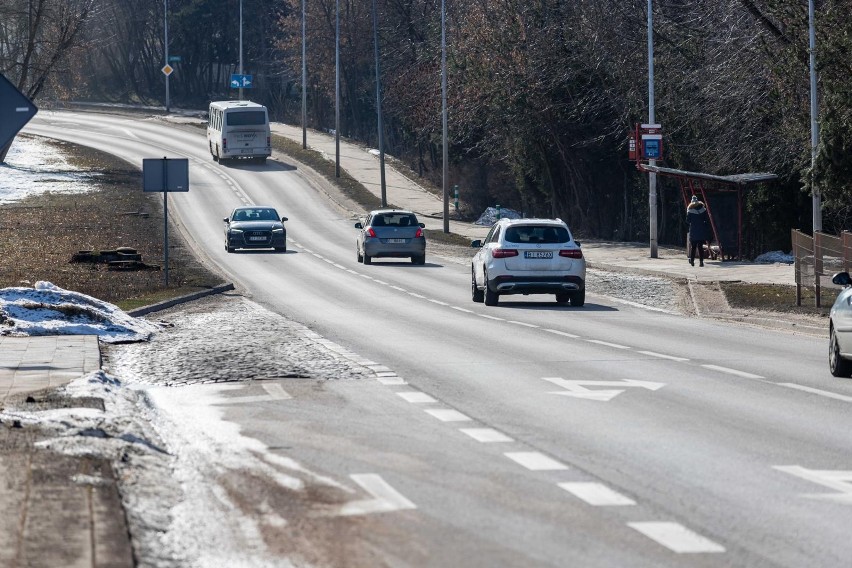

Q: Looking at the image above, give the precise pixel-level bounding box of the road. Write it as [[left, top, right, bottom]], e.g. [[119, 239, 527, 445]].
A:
[[24, 111, 850, 567]]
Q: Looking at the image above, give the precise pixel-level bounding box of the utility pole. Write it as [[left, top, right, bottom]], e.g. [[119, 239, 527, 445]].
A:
[[301, 0, 307, 149], [647, 0, 658, 258], [239, 0, 244, 100], [441, 0, 449, 233], [164, 0, 170, 112], [809, 0, 821, 234], [335, 0, 340, 178], [372, 0, 387, 206]]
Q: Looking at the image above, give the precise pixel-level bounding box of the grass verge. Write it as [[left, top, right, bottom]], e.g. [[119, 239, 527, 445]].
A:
[[720, 281, 837, 317]]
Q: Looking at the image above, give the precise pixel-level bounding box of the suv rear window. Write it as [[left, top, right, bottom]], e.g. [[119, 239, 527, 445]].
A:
[[504, 225, 570, 244]]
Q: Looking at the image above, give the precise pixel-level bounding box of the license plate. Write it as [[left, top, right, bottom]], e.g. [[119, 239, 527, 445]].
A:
[[525, 251, 553, 259], [248, 236, 266, 241], [386, 238, 406, 243], [241, 149, 254, 153]]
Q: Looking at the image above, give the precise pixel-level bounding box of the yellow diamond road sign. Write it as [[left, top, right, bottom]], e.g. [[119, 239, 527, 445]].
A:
[[161, 64, 173, 76]]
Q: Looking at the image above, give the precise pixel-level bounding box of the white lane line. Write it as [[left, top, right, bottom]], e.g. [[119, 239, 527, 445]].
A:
[[701, 364, 763, 379], [452, 306, 474, 313], [347, 269, 359, 275], [360, 274, 373, 280], [397, 392, 437, 404], [557, 482, 636, 506], [586, 339, 630, 349], [333, 263, 346, 270], [338, 474, 417, 516], [638, 350, 689, 362], [367, 365, 393, 373], [778, 383, 852, 403], [459, 428, 514, 443], [628, 522, 725, 553], [408, 292, 426, 299], [374, 279, 389, 285], [390, 285, 406, 292], [544, 329, 580, 338], [477, 314, 504, 321], [377, 376, 407, 385], [424, 408, 472, 422], [504, 452, 568, 471], [507, 321, 539, 328], [428, 299, 449, 306]]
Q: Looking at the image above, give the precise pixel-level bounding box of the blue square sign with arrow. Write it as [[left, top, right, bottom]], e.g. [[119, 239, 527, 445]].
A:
[[230, 74, 253, 89], [0, 73, 38, 157]]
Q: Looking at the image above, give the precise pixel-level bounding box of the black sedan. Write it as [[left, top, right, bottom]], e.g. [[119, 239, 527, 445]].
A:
[[224, 206, 288, 253]]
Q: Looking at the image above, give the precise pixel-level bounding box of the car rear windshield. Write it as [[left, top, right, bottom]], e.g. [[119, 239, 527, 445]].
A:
[[226, 110, 267, 126], [371, 213, 419, 227], [504, 225, 570, 244]]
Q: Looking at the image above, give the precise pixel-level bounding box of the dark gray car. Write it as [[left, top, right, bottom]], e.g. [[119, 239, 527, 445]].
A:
[[355, 209, 426, 265], [224, 206, 288, 253]]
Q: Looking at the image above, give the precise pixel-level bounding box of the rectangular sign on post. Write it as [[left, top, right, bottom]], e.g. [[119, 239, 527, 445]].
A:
[[230, 74, 253, 89], [143, 158, 189, 192]]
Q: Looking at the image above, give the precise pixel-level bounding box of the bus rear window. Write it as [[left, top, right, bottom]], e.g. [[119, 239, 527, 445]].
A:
[[226, 111, 267, 126]]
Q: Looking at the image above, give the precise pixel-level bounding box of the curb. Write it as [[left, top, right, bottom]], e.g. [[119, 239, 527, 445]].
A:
[[127, 283, 235, 317]]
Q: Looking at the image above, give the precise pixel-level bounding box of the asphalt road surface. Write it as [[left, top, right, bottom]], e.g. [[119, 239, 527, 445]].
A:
[[25, 111, 850, 568]]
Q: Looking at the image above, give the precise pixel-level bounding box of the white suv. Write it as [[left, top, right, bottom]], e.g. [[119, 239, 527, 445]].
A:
[[470, 218, 585, 306]]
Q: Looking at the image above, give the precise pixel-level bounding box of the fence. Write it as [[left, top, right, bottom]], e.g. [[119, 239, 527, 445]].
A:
[[792, 229, 852, 307]]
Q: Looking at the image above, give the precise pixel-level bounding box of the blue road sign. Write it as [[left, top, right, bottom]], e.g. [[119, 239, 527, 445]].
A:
[[0, 73, 38, 155], [230, 74, 253, 89]]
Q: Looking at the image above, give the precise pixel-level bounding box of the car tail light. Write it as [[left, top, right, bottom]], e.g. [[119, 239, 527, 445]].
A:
[[492, 248, 519, 258], [559, 249, 583, 259], [267, 136, 271, 148], [366, 227, 377, 238], [415, 227, 423, 238], [222, 138, 227, 149]]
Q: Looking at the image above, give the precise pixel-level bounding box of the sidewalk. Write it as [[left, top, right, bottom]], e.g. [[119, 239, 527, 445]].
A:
[[269, 122, 795, 286]]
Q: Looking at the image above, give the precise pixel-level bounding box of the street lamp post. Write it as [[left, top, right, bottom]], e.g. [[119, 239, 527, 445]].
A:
[[301, 0, 307, 149], [647, 0, 658, 258], [335, 0, 340, 178], [164, 0, 170, 112], [809, 0, 821, 234]]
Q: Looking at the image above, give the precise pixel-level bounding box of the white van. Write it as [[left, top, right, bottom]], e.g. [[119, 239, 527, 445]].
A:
[[207, 100, 271, 164]]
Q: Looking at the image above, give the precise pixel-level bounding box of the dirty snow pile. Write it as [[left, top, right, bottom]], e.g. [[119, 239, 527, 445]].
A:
[[0, 281, 159, 342], [754, 250, 794, 264]]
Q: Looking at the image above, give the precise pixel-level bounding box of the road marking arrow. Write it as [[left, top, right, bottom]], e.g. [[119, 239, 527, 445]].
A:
[[543, 377, 665, 402], [338, 474, 417, 516], [775, 465, 852, 503], [220, 383, 292, 404]]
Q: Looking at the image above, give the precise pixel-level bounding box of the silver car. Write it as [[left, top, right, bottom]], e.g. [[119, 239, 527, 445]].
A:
[[224, 206, 288, 253], [829, 271, 852, 376], [354, 209, 426, 265]]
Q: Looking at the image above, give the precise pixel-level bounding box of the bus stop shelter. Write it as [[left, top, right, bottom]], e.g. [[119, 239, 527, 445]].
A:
[[638, 164, 778, 260]]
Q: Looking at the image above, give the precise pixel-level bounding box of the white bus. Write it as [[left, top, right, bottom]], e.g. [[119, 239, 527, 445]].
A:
[[207, 100, 271, 164]]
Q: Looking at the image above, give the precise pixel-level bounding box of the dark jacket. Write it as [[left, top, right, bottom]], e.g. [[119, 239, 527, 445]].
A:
[[686, 201, 712, 242]]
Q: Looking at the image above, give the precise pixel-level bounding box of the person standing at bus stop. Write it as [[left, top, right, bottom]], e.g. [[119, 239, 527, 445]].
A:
[[686, 195, 712, 266]]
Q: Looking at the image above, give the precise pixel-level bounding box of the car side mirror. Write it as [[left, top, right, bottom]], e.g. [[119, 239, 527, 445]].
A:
[[223, 217, 230, 223], [354, 222, 363, 229], [471, 239, 482, 248], [419, 222, 426, 228], [281, 217, 288, 222], [832, 272, 852, 287]]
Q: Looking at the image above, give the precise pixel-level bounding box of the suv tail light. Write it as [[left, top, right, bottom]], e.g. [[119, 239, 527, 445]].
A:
[[492, 248, 519, 258], [222, 137, 227, 149], [366, 227, 377, 238], [415, 227, 423, 238], [559, 249, 583, 259]]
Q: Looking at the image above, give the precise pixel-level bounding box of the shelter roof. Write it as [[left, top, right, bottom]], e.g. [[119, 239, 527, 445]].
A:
[[639, 164, 777, 186]]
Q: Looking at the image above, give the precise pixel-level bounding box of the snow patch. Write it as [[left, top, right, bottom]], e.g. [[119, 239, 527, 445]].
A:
[[0, 282, 160, 342], [754, 250, 794, 264]]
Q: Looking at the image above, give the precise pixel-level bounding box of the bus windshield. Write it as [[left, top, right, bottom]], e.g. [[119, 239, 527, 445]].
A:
[[226, 111, 267, 126]]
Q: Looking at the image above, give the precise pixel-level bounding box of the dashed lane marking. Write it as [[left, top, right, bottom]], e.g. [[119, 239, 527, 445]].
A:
[[504, 452, 568, 471], [586, 339, 630, 349], [778, 383, 852, 403], [543, 328, 580, 338], [459, 428, 513, 443], [397, 392, 437, 404], [701, 364, 763, 379], [451, 306, 474, 313], [424, 408, 472, 422], [627, 522, 725, 553], [477, 314, 504, 321], [558, 482, 636, 506], [638, 350, 689, 362], [507, 320, 539, 328]]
